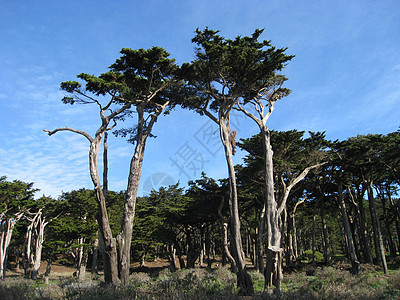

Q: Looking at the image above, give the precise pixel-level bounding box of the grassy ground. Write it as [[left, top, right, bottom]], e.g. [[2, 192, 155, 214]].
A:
[[1, 261, 399, 299]]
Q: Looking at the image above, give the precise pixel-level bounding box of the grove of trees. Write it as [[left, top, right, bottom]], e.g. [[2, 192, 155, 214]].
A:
[[1, 28, 399, 296]]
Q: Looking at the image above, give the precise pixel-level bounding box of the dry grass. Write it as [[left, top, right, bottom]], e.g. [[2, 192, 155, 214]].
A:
[[279, 265, 400, 300], [0, 264, 399, 299]]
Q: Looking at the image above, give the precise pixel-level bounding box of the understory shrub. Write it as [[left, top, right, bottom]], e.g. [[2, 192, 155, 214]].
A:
[[280, 266, 400, 300], [0, 266, 399, 299], [0, 278, 65, 300], [298, 250, 324, 264]]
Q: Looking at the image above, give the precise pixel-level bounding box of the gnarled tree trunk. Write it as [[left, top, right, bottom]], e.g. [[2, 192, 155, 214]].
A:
[[90, 131, 120, 285], [355, 184, 373, 263], [219, 117, 254, 295], [337, 181, 360, 274], [31, 212, 48, 279], [256, 203, 266, 273], [262, 127, 283, 292], [367, 181, 388, 274], [0, 212, 23, 280], [117, 135, 146, 285]]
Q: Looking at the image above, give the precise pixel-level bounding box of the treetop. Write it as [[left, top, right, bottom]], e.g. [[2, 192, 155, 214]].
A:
[[180, 27, 294, 113]]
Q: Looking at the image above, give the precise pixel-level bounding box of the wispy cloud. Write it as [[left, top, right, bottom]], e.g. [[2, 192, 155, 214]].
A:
[[0, 129, 92, 198]]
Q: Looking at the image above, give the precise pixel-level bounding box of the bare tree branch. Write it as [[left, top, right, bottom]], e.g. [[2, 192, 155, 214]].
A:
[[235, 101, 262, 128], [278, 162, 327, 216], [291, 194, 307, 218], [43, 127, 93, 143]]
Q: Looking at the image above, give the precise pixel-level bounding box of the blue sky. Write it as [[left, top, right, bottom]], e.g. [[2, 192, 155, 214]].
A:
[[1, 0, 399, 198]]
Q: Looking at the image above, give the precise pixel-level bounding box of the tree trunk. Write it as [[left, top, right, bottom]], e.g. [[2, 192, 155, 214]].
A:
[[293, 217, 299, 260], [31, 214, 48, 280], [222, 222, 236, 272], [186, 229, 201, 268], [44, 253, 54, 284], [377, 187, 397, 256], [337, 181, 360, 274], [168, 243, 178, 271], [0, 213, 23, 280], [116, 104, 164, 284], [44, 102, 144, 286], [199, 226, 207, 267], [256, 203, 266, 273], [287, 214, 294, 265], [387, 186, 400, 252], [349, 210, 362, 263], [261, 127, 283, 293], [78, 246, 89, 281], [95, 191, 119, 284], [89, 131, 120, 285], [140, 248, 147, 267], [217, 197, 236, 271], [205, 227, 212, 268], [367, 183, 381, 264], [367, 182, 388, 274], [15, 250, 21, 273], [103, 132, 109, 200], [117, 136, 146, 285], [174, 238, 186, 269], [282, 208, 289, 267], [312, 204, 316, 265], [23, 210, 48, 279], [219, 118, 254, 295], [22, 215, 35, 278], [91, 237, 99, 275], [319, 199, 331, 265], [356, 184, 373, 263]]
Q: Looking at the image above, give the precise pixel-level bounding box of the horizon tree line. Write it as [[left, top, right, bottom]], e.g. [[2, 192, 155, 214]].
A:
[[1, 129, 399, 292]]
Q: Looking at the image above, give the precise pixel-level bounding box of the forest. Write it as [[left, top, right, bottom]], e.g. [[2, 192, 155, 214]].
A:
[[1, 28, 400, 299]]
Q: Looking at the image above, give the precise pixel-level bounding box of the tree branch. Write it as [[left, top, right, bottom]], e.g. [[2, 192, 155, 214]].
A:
[[198, 108, 219, 124], [43, 127, 93, 143], [74, 90, 103, 108], [235, 101, 262, 127], [291, 194, 307, 217], [278, 162, 327, 216]]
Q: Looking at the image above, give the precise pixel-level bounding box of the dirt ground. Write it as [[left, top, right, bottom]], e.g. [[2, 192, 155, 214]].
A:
[[5, 259, 174, 278], [5, 256, 251, 278]]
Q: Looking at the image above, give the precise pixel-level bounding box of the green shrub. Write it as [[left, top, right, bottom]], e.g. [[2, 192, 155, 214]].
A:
[[129, 272, 152, 287], [249, 270, 264, 293], [0, 278, 65, 300], [63, 280, 101, 299], [1, 265, 398, 299], [212, 266, 236, 284], [387, 269, 400, 290], [298, 250, 324, 263]]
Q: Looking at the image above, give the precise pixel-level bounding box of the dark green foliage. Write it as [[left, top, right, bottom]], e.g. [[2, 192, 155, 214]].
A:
[[186, 173, 226, 224], [137, 184, 189, 243], [110, 47, 179, 99], [57, 189, 98, 241], [298, 250, 324, 263], [237, 130, 327, 212], [0, 176, 37, 214], [59, 46, 185, 146], [105, 191, 125, 236], [45, 189, 98, 261], [180, 28, 294, 112]]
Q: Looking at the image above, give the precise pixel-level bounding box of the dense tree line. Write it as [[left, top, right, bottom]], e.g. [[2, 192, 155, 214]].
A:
[[1, 130, 399, 291], [1, 28, 399, 295]]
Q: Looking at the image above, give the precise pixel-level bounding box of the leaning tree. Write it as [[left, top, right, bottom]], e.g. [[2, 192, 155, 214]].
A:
[[180, 28, 295, 294], [229, 35, 328, 291], [44, 47, 183, 285]]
